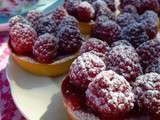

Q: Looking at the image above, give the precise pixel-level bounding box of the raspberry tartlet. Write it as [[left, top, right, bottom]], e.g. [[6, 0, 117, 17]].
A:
[[9, 10, 83, 76], [62, 59, 135, 120], [64, 0, 116, 35]]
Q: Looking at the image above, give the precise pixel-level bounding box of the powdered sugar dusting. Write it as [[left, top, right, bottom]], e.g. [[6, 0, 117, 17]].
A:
[[133, 72, 160, 115], [69, 52, 106, 89], [86, 70, 135, 118]]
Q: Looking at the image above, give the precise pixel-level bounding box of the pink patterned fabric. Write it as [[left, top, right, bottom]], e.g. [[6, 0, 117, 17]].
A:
[[0, 32, 25, 120]]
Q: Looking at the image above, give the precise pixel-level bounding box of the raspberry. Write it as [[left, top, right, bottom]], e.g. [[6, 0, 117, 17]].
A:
[[64, 0, 81, 17], [57, 25, 83, 54], [36, 16, 57, 36], [139, 11, 159, 39], [111, 40, 132, 47], [57, 15, 79, 31], [138, 0, 160, 14], [33, 33, 58, 64], [92, 0, 107, 13], [116, 13, 136, 28], [10, 23, 37, 54], [92, 20, 121, 44], [80, 38, 110, 59], [95, 15, 109, 26], [69, 52, 106, 89], [103, 0, 116, 12], [122, 5, 138, 14], [96, 6, 115, 20], [51, 7, 68, 25], [120, 22, 149, 48], [9, 15, 30, 27], [136, 39, 160, 69], [86, 70, 134, 119], [106, 45, 143, 81], [133, 73, 160, 116], [76, 1, 95, 22], [26, 10, 43, 29], [145, 58, 160, 74]]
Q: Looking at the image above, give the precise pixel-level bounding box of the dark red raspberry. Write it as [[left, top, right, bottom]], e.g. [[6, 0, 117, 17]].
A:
[[106, 45, 143, 81], [26, 10, 43, 29], [57, 25, 83, 54], [86, 70, 134, 119], [138, 0, 160, 14], [9, 15, 31, 27], [120, 0, 160, 14], [136, 39, 160, 69], [10, 23, 37, 54], [69, 52, 106, 89], [116, 13, 136, 28], [57, 15, 79, 31], [51, 7, 68, 25], [80, 38, 110, 59], [120, 22, 149, 48], [122, 5, 138, 14], [76, 1, 95, 22], [36, 16, 57, 36], [33, 33, 58, 64], [96, 6, 115, 20], [92, 20, 121, 44], [139, 11, 159, 39], [64, 0, 81, 17], [133, 73, 160, 116], [111, 40, 132, 47], [145, 58, 160, 74]]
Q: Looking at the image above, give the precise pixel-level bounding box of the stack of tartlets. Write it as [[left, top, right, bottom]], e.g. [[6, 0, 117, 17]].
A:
[[9, 8, 83, 76], [61, 0, 160, 120]]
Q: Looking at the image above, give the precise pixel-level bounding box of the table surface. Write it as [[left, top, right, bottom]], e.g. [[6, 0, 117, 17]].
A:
[[0, 32, 26, 120]]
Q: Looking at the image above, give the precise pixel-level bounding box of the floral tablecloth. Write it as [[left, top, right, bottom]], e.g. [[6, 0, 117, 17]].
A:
[[0, 32, 25, 120]]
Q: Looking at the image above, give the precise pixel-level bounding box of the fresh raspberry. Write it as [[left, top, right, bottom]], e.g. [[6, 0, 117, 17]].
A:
[[133, 73, 160, 116], [90, 0, 116, 12], [103, 0, 116, 12], [36, 16, 57, 36], [92, 20, 121, 44], [10, 23, 37, 54], [69, 52, 106, 89], [120, 0, 160, 14], [86, 70, 134, 119], [122, 5, 138, 14], [57, 25, 83, 54], [26, 10, 43, 29], [120, 22, 149, 48], [64, 0, 81, 17], [33, 33, 58, 64], [95, 15, 109, 27], [136, 39, 160, 69], [76, 1, 95, 22], [111, 40, 132, 47], [116, 13, 136, 28], [96, 6, 115, 20], [106, 45, 143, 81], [51, 7, 68, 25], [138, 0, 160, 14], [145, 58, 160, 74], [57, 15, 79, 31], [9, 15, 30, 27], [92, 0, 107, 13], [80, 38, 110, 59], [139, 11, 159, 39]]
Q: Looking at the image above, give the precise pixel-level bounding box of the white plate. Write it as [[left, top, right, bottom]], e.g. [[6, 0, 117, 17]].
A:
[[6, 57, 69, 120]]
